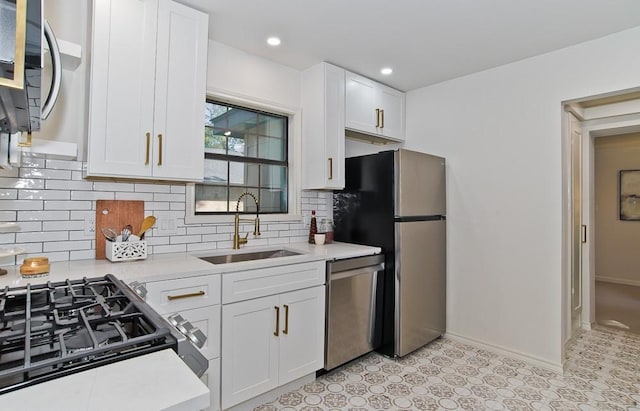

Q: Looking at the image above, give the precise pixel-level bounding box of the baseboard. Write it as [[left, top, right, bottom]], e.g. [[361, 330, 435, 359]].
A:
[[444, 332, 563, 374], [595, 276, 640, 287], [581, 321, 594, 331]]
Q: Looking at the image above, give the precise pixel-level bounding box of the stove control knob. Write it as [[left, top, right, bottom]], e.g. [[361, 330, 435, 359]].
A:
[[186, 327, 207, 349], [128, 281, 148, 299]]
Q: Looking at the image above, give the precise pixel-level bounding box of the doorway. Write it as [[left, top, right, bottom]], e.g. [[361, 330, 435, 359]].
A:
[[563, 93, 640, 346], [592, 133, 640, 334]]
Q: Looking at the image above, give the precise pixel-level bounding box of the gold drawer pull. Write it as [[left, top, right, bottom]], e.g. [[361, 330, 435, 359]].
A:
[[283, 304, 289, 335], [328, 158, 333, 180], [274, 306, 280, 336], [167, 290, 205, 301], [145, 132, 150, 165], [157, 133, 163, 166]]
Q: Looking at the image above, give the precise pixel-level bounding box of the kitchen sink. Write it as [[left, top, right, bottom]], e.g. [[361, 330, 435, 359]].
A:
[[199, 249, 301, 265]]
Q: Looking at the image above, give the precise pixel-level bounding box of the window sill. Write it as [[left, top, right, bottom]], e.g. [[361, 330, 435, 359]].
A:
[[184, 213, 303, 225]]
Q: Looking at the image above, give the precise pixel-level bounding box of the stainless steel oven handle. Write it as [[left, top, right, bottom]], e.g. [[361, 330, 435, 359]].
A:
[[330, 263, 384, 281]]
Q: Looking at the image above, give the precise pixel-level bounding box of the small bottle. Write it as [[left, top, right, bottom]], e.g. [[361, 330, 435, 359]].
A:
[[322, 218, 334, 244], [308, 210, 317, 244]]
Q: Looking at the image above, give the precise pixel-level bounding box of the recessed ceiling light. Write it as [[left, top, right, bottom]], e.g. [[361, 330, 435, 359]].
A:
[[381, 67, 393, 75], [224, 131, 231, 136], [267, 37, 281, 47]]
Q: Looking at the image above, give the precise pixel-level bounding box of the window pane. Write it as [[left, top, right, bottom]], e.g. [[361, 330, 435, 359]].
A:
[[260, 189, 286, 213], [203, 159, 228, 183], [205, 103, 230, 127], [195, 184, 230, 212], [228, 135, 246, 157], [258, 136, 284, 161], [229, 188, 259, 213], [257, 114, 285, 138], [260, 164, 287, 189], [229, 161, 247, 185]]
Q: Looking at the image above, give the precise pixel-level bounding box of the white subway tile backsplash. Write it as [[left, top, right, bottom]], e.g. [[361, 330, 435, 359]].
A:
[[0, 211, 16, 221], [11, 178, 46, 189], [46, 179, 93, 191], [20, 190, 70, 200], [70, 250, 96, 260], [20, 158, 45, 168], [44, 200, 92, 210], [0, 160, 333, 263], [71, 191, 115, 201], [0, 189, 17, 199], [0, 200, 43, 211], [116, 192, 154, 201], [45, 159, 84, 171], [94, 182, 134, 192], [44, 240, 92, 252], [20, 168, 71, 180], [18, 210, 70, 221], [154, 193, 184, 202], [134, 183, 170, 193], [43, 220, 84, 231], [153, 244, 186, 254]]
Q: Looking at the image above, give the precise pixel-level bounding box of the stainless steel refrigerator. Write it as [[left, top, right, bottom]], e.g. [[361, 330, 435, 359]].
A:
[[334, 149, 446, 357]]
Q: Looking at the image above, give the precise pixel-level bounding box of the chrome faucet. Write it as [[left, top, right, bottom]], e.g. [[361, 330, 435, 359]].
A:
[[233, 192, 260, 249]]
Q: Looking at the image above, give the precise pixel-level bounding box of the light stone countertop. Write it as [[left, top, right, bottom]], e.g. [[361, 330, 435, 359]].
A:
[[0, 241, 381, 288], [0, 349, 210, 411]]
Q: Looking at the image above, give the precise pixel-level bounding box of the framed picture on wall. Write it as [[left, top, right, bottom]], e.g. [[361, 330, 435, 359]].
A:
[[620, 169, 640, 220]]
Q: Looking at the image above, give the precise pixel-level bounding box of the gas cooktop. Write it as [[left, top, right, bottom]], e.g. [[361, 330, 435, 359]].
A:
[[0, 274, 176, 395]]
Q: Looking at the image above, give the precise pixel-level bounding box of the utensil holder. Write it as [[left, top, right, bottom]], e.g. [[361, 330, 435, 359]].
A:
[[106, 240, 147, 262]]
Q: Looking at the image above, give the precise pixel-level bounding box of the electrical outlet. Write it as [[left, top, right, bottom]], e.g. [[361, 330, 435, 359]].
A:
[[84, 215, 96, 237]]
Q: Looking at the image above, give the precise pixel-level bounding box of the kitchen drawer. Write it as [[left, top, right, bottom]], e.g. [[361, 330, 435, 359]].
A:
[[201, 357, 221, 411], [164, 305, 221, 360], [146, 274, 221, 313], [222, 261, 325, 304]]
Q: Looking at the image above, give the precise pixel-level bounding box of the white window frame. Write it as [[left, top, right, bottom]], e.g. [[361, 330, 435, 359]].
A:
[[185, 90, 302, 224]]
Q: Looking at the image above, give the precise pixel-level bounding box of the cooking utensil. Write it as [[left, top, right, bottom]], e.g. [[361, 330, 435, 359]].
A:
[[101, 228, 118, 242], [121, 225, 132, 242], [137, 216, 156, 238]]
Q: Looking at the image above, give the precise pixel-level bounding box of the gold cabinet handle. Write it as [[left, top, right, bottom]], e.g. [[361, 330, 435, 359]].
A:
[[157, 134, 163, 166], [274, 306, 280, 336], [328, 158, 333, 180], [375, 108, 380, 128], [581, 225, 587, 243], [145, 132, 150, 165], [380, 109, 385, 129], [18, 131, 32, 147], [283, 304, 289, 335], [167, 291, 205, 301], [0, 0, 26, 89]]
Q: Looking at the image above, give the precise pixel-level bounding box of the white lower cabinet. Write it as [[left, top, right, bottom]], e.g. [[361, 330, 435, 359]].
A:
[[221, 286, 325, 409], [201, 358, 221, 411]]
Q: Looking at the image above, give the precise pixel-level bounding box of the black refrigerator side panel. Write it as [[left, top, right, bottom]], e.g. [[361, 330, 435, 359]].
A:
[[333, 151, 396, 355]]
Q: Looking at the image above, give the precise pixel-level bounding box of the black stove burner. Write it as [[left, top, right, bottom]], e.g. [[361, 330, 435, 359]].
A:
[[0, 275, 176, 395]]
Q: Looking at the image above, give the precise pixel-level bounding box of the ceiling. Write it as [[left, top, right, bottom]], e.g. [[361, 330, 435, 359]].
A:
[[180, 0, 640, 92]]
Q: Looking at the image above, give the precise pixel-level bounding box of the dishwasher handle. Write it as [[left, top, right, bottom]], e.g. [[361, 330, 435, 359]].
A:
[[329, 263, 384, 281]]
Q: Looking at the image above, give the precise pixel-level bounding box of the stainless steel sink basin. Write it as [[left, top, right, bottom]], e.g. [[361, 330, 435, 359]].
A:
[[199, 249, 301, 265]]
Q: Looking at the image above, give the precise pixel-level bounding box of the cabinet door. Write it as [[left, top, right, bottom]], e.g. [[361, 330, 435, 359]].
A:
[[221, 295, 280, 409], [345, 71, 378, 135], [378, 85, 405, 141], [201, 357, 220, 411], [323, 65, 345, 189], [278, 286, 325, 385], [152, 0, 207, 181], [87, 0, 157, 178]]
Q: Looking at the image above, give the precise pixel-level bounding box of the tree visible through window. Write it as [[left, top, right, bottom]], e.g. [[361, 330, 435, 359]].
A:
[[195, 101, 288, 214]]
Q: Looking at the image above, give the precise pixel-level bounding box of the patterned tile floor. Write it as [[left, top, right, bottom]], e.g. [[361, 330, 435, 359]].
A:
[[255, 327, 640, 410]]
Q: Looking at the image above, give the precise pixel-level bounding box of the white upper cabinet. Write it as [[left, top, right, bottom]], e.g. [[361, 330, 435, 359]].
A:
[[87, 0, 208, 181], [301, 62, 345, 190], [345, 71, 405, 142]]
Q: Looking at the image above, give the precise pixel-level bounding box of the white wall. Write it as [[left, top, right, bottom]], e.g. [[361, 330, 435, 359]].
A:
[[405, 26, 640, 368]]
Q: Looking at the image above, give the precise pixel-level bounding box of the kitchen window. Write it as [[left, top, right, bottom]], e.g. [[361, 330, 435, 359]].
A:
[[194, 100, 289, 215]]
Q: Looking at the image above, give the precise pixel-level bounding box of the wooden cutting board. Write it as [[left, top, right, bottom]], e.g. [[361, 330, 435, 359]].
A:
[[95, 200, 145, 259]]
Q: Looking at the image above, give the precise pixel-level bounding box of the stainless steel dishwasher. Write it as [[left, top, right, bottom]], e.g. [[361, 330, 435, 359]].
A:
[[325, 254, 385, 370]]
